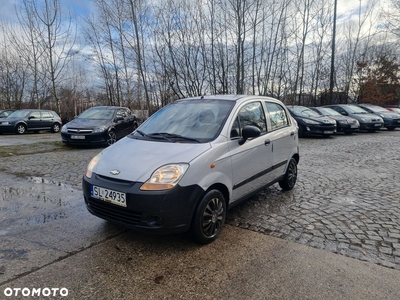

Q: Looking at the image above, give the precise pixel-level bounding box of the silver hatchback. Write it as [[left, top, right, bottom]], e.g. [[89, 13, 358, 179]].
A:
[[82, 95, 299, 243]]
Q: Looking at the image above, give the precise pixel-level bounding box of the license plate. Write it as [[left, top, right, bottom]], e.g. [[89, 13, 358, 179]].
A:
[[375, 124, 381, 127], [91, 185, 127, 207], [71, 135, 85, 139], [351, 125, 358, 128], [324, 131, 334, 134]]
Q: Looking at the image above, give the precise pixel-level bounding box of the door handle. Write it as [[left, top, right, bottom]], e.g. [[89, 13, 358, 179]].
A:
[[264, 139, 271, 145], [290, 131, 295, 136]]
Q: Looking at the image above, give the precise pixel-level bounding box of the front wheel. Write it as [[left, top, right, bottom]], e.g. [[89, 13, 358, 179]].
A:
[[191, 190, 226, 244], [106, 130, 117, 146], [279, 158, 298, 191], [16, 124, 26, 134]]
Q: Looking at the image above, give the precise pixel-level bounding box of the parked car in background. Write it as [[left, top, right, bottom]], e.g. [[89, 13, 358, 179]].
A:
[[61, 106, 138, 146], [83, 95, 299, 244], [0, 109, 16, 118], [356, 104, 400, 131], [0, 109, 62, 134], [323, 104, 384, 132], [310, 106, 359, 134], [287, 105, 336, 137], [385, 107, 400, 114]]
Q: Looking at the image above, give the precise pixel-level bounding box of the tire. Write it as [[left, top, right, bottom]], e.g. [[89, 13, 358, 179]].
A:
[[191, 190, 226, 244], [279, 158, 298, 191], [298, 126, 304, 138], [106, 130, 117, 146], [16, 124, 26, 134], [51, 123, 61, 133], [387, 127, 396, 131]]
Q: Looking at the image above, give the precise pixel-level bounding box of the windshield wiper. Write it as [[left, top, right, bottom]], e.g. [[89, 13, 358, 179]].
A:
[[148, 132, 201, 143], [136, 130, 148, 137]]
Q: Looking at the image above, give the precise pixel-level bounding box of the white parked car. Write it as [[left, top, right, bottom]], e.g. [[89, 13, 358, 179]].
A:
[[83, 95, 299, 243]]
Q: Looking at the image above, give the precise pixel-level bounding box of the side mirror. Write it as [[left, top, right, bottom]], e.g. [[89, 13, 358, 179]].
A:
[[115, 116, 124, 122], [239, 125, 261, 145]]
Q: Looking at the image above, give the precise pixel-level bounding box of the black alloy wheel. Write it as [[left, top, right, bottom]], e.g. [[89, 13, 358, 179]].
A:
[[192, 190, 226, 244], [279, 157, 298, 191], [106, 130, 117, 145]]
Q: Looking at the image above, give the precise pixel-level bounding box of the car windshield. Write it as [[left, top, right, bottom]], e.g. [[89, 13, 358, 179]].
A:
[[361, 105, 389, 113], [345, 105, 368, 114], [388, 107, 400, 114], [290, 106, 320, 117], [316, 107, 341, 116], [8, 110, 30, 118], [78, 107, 115, 120], [131, 99, 235, 142]]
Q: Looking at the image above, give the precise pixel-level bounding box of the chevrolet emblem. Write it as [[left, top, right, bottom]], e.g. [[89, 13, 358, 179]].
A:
[[110, 170, 120, 175]]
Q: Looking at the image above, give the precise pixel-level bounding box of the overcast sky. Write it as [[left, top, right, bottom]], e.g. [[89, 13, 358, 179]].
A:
[[0, 0, 388, 22]]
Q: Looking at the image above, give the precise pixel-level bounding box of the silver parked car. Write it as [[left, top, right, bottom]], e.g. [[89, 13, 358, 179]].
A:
[[82, 95, 299, 244]]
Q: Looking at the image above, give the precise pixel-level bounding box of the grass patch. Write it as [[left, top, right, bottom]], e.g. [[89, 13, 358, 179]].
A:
[[0, 141, 70, 157]]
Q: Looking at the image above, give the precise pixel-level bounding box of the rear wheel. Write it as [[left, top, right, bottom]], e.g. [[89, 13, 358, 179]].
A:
[[191, 190, 226, 244], [279, 158, 298, 191], [51, 123, 60, 133], [106, 130, 117, 145], [16, 124, 26, 134]]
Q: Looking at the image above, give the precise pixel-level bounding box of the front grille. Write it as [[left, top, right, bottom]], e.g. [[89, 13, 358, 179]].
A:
[[68, 128, 93, 133], [87, 198, 142, 226]]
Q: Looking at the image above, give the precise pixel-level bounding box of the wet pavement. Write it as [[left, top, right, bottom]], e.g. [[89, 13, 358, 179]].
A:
[[0, 131, 400, 298]]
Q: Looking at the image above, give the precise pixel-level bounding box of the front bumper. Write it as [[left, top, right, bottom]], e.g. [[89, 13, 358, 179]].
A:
[[336, 123, 359, 133], [82, 174, 204, 234], [383, 118, 400, 128], [359, 122, 383, 131], [301, 124, 336, 136], [0, 125, 16, 133], [61, 131, 108, 145]]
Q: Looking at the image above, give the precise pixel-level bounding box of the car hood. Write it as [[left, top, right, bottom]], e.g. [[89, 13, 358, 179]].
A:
[[94, 137, 212, 182], [65, 118, 111, 129], [348, 113, 382, 120], [0, 117, 21, 123], [297, 115, 335, 124], [378, 112, 400, 118], [327, 115, 355, 121]]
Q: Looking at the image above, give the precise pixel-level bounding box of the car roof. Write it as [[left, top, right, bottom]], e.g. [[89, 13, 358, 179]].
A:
[[178, 94, 285, 105], [88, 106, 127, 109]]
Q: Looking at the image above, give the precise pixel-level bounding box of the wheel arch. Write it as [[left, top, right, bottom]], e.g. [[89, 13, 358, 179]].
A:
[[203, 183, 230, 210]]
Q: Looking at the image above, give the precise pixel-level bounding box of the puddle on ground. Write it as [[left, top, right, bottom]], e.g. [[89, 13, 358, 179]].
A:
[[0, 249, 29, 260], [0, 173, 82, 228]]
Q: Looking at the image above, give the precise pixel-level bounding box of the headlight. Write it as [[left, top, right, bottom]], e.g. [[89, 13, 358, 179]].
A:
[[140, 164, 189, 191], [93, 126, 107, 133], [301, 118, 319, 124], [85, 152, 102, 178], [382, 114, 392, 119], [61, 125, 68, 133], [338, 120, 348, 124], [360, 117, 368, 122]]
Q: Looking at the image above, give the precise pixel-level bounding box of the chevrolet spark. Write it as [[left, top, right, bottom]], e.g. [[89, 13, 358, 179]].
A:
[[83, 95, 299, 244]]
